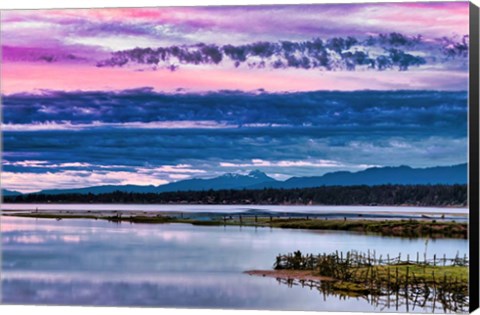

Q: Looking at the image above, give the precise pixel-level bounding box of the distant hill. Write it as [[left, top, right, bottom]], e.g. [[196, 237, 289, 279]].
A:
[[24, 163, 467, 196], [263, 163, 467, 189], [1, 189, 22, 197], [38, 185, 158, 195]]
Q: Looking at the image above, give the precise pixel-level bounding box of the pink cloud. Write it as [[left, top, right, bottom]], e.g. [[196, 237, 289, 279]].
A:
[[366, 2, 469, 36], [1, 62, 468, 94], [1, 2, 469, 48]]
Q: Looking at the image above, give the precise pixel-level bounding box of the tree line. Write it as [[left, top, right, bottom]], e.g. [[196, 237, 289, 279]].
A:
[[4, 184, 467, 206]]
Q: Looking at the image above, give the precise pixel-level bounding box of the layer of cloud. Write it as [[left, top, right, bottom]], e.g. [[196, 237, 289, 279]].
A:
[[219, 159, 343, 168], [1, 3, 468, 50], [1, 170, 169, 193], [1, 62, 469, 94], [2, 89, 467, 132], [96, 34, 468, 72], [1, 120, 235, 131]]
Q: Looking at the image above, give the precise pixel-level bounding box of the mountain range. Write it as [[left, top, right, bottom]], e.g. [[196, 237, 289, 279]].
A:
[[4, 163, 467, 196]]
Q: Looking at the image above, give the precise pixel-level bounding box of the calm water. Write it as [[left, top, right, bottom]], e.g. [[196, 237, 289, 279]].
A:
[[1, 215, 468, 312]]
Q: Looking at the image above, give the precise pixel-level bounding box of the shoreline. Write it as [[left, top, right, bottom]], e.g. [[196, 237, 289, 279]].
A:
[[245, 269, 334, 282], [0, 203, 469, 220], [3, 209, 468, 239], [1, 202, 468, 209]]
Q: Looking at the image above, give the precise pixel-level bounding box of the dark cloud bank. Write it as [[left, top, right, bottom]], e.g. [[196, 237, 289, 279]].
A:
[[96, 33, 468, 71], [3, 89, 467, 130]]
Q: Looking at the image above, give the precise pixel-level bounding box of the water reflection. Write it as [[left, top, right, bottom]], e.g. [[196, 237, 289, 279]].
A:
[[273, 274, 468, 313], [1, 216, 468, 312]]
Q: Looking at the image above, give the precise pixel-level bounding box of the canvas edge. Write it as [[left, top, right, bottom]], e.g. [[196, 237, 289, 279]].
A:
[[469, 1, 480, 313], [0, 2, 476, 314]]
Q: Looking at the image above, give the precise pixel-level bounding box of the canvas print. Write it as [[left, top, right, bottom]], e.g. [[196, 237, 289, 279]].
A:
[[0, 1, 474, 313]]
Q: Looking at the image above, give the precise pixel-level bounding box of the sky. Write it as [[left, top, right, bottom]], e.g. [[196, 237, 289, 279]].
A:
[[1, 2, 470, 193]]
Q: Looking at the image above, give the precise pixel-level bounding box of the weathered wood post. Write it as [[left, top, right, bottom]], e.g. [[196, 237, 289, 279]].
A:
[[432, 270, 436, 291], [255, 215, 258, 223], [387, 277, 391, 308], [405, 284, 409, 312], [370, 265, 374, 289], [405, 266, 409, 289], [395, 284, 399, 311], [395, 267, 399, 289], [387, 267, 391, 292], [239, 215, 243, 225]]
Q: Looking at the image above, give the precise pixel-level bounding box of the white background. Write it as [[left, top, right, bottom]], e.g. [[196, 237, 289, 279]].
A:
[[0, 1, 479, 315]]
